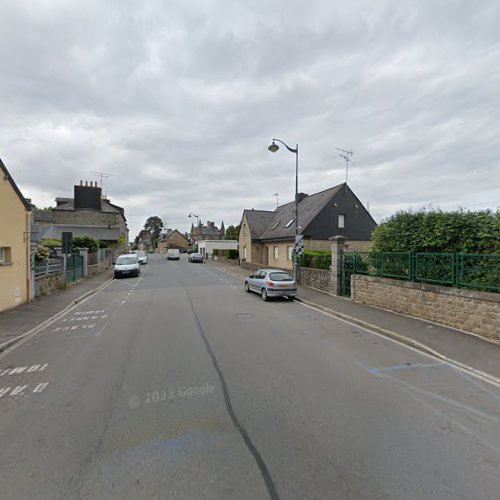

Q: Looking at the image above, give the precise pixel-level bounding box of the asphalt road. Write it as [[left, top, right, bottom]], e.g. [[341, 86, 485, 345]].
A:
[[1, 254, 499, 499]]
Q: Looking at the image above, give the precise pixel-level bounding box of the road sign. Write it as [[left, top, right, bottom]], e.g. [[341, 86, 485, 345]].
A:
[[62, 232, 73, 254], [295, 235, 304, 245]]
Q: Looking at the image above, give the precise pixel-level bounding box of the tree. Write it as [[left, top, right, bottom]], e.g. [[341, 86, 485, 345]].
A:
[[144, 216, 164, 246], [225, 224, 241, 240]]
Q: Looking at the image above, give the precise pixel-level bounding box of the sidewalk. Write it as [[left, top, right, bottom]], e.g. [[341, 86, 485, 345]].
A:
[[207, 260, 500, 383], [0, 271, 113, 349]]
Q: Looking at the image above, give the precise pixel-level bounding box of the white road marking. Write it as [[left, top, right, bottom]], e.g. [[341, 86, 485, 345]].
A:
[[10, 385, 29, 396], [33, 382, 49, 393]]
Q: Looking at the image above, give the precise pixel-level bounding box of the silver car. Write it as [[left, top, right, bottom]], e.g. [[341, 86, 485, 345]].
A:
[[244, 269, 297, 301], [189, 252, 203, 263]]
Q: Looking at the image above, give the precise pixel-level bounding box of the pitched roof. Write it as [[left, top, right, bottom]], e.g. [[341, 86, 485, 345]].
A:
[[0, 157, 31, 211], [242, 209, 275, 239], [259, 184, 344, 240], [39, 224, 121, 241], [52, 199, 123, 214]]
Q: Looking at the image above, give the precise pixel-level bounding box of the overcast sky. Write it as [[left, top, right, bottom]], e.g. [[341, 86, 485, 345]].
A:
[[1, 0, 499, 238]]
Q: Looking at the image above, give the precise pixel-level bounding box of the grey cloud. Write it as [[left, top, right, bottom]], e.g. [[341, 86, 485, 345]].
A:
[[1, 0, 499, 239]]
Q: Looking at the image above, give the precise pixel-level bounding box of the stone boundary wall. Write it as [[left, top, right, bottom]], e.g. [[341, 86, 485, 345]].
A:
[[35, 272, 66, 297], [300, 268, 331, 293], [352, 275, 500, 341]]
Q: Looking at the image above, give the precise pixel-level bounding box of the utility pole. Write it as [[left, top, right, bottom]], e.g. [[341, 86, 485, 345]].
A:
[[336, 148, 353, 184], [90, 171, 113, 189]]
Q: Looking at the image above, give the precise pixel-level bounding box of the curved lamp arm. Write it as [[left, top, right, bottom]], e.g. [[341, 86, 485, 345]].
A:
[[270, 138, 298, 154]]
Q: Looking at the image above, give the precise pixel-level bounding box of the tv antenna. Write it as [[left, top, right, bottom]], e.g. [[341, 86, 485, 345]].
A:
[[336, 148, 353, 184], [91, 171, 113, 189], [273, 193, 279, 209]]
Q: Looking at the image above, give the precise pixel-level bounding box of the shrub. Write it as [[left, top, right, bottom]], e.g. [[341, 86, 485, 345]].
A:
[[35, 245, 50, 262], [300, 250, 331, 270], [73, 235, 99, 253], [371, 209, 500, 254], [41, 238, 62, 248]]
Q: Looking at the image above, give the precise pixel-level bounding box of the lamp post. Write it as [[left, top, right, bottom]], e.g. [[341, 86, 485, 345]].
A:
[[188, 213, 199, 245], [268, 138, 300, 283]]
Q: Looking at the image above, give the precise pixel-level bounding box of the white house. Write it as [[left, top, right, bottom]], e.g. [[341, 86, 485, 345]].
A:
[[197, 239, 238, 259]]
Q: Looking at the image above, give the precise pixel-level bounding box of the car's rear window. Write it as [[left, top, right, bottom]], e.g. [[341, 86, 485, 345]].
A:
[[116, 257, 137, 265], [269, 272, 293, 281]]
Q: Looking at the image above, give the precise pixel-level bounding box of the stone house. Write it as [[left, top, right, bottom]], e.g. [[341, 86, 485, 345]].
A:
[[239, 183, 377, 270], [33, 181, 129, 252], [190, 220, 225, 243], [158, 229, 190, 253], [0, 157, 32, 312]]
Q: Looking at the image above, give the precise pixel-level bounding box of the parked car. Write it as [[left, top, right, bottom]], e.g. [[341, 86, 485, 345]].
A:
[[114, 254, 140, 278], [137, 250, 148, 265], [167, 248, 180, 260], [188, 252, 203, 263], [244, 269, 297, 301]]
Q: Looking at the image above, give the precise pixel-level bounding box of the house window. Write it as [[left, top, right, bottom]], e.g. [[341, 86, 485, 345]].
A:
[[271, 221, 280, 230], [338, 214, 345, 228], [274, 246, 279, 259], [0, 247, 12, 265], [287, 246, 293, 260], [285, 218, 295, 228], [243, 246, 247, 259]]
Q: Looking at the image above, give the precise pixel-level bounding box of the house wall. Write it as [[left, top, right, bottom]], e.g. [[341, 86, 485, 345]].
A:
[[198, 240, 237, 257], [51, 209, 128, 251], [304, 185, 377, 241], [262, 241, 294, 270], [0, 177, 30, 312], [159, 231, 189, 252], [352, 275, 500, 342], [239, 215, 254, 262]]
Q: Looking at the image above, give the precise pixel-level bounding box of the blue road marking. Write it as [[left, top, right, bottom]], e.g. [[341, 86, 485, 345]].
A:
[[368, 361, 446, 374]]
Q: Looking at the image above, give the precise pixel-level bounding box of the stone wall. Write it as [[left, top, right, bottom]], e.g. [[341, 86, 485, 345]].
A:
[[35, 272, 66, 297], [300, 268, 332, 293], [352, 275, 500, 341]]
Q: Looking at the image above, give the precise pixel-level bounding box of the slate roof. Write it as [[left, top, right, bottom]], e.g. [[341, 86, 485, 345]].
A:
[[53, 199, 123, 214], [242, 210, 275, 240], [39, 224, 121, 241], [258, 184, 344, 241]]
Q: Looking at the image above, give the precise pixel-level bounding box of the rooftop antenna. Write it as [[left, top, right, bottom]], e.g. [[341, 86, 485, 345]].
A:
[[90, 171, 113, 189], [336, 148, 353, 185], [273, 193, 279, 209]]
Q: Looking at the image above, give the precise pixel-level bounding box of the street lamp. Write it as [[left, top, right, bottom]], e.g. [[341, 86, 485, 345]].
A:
[[268, 138, 300, 283], [188, 213, 199, 245]]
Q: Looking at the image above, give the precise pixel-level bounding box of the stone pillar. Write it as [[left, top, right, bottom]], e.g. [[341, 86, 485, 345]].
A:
[[79, 248, 88, 277], [329, 235, 346, 296]]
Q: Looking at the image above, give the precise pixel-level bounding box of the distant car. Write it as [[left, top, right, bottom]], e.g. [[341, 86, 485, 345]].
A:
[[114, 254, 140, 278], [188, 252, 203, 263], [187, 249, 193, 254], [136, 251, 148, 265], [244, 269, 297, 301], [167, 248, 180, 260]]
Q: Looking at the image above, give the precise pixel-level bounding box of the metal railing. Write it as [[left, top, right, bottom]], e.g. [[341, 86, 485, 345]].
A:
[[343, 251, 500, 293], [34, 257, 64, 277]]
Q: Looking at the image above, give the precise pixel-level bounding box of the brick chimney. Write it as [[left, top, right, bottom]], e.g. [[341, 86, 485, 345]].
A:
[[74, 181, 102, 210]]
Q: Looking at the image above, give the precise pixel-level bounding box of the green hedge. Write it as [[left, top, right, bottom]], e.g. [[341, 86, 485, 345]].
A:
[[372, 209, 500, 253], [300, 250, 331, 270]]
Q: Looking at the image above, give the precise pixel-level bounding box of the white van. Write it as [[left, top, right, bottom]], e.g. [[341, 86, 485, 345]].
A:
[[114, 254, 140, 278], [166, 248, 180, 260]]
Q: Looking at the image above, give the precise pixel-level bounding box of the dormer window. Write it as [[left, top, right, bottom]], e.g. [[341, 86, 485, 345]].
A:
[[285, 218, 295, 228], [271, 221, 280, 230]]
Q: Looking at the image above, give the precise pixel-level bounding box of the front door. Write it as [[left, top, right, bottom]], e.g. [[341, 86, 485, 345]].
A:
[[263, 246, 269, 265]]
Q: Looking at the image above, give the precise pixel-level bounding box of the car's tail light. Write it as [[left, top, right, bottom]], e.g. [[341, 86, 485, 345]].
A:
[[266, 281, 275, 287]]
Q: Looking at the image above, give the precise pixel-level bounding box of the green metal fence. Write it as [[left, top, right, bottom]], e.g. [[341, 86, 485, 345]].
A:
[[65, 254, 84, 283], [341, 251, 500, 296]]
